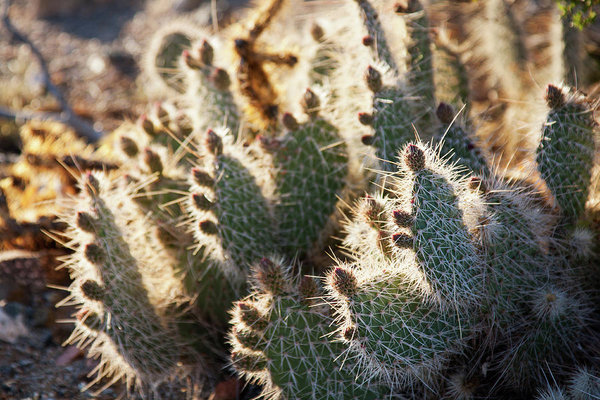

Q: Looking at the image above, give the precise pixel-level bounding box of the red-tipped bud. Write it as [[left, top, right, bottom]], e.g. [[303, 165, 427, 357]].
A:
[[84, 172, 100, 197], [84, 243, 106, 265], [237, 301, 268, 330], [211, 68, 231, 90], [206, 129, 223, 156], [360, 195, 384, 226], [255, 258, 286, 295], [393, 210, 413, 228], [546, 84, 565, 109], [76, 211, 96, 233], [120, 136, 139, 158], [392, 232, 413, 248], [144, 148, 163, 174], [199, 39, 214, 66], [361, 134, 376, 146], [192, 168, 214, 187], [436, 102, 455, 124], [365, 66, 382, 92], [80, 280, 104, 301], [362, 35, 374, 46], [199, 220, 218, 235], [404, 144, 425, 171], [343, 325, 357, 341], [282, 112, 299, 130], [139, 114, 156, 136], [310, 23, 324, 42], [301, 88, 320, 116], [330, 267, 357, 297], [358, 112, 374, 125], [192, 193, 214, 210]]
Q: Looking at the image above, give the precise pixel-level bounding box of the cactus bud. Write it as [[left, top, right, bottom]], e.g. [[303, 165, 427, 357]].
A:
[[343, 325, 357, 341], [199, 220, 218, 235], [199, 39, 214, 66], [377, 230, 393, 256], [394, 1, 409, 13], [154, 102, 169, 124], [76, 211, 96, 233], [360, 195, 384, 226], [282, 112, 299, 130], [192, 168, 214, 187], [393, 210, 413, 228], [358, 112, 374, 125], [84, 172, 100, 197], [206, 129, 223, 156], [192, 193, 214, 210], [468, 177, 487, 193], [362, 35, 374, 46], [80, 280, 105, 301], [238, 302, 268, 331], [404, 144, 426, 171], [436, 102, 455, 124], [299, 276, 320, 305], [546, 84, 565, 109], [255, 258, 286, 295], [139, 114, 156, 136], [144, 148, 163, 174], [231, 351, 267, 372], [183, 49, 201, 69], [211, 68, 231, 90], [120, 136, 139, 158], [392, 232, 413, 249], [330, 267, 357, 297], [365, 66, 382, 92], [310, 23, 324, 42], [234, 327, 262, 350], [361, 134, 375, 146], [84, 243, 106, 265], [301, 88, 320, 116]]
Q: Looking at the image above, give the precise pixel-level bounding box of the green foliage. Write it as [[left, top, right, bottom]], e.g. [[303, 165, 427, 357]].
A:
[[556, 0, 598, 29]]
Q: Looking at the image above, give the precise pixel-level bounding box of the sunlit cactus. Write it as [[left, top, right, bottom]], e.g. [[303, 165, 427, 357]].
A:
[[536, 84, 598, 224], [229, 258, 388, 400]]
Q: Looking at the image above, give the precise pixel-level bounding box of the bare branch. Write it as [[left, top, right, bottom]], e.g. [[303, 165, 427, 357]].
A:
[[0, 0, 104, 142]]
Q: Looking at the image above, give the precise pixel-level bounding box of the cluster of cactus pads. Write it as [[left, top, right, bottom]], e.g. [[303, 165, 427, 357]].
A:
[[44, 0, 600, 398]]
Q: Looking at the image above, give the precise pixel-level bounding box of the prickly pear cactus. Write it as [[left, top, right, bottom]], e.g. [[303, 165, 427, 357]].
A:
[[537, 84, 598, 224], [59, 172, 208, 396], [229, 258, 388, 399]]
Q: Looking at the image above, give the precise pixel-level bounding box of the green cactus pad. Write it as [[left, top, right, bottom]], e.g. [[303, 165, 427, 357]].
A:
[[536, 85, 598, 223]]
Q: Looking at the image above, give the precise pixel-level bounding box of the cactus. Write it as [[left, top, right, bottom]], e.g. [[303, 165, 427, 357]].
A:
[[229, 258, 388, 399], [187, 128, 278, 283], [536, 84, 598, 224], [264, 89, 349, 256], [12, 0, 595, 398], [58, 172, 208, 396], [324, 143, 485, 387]]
